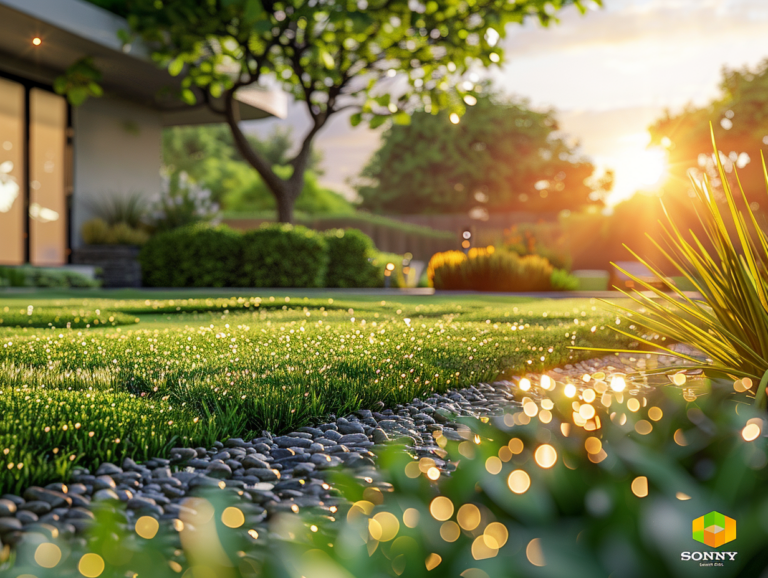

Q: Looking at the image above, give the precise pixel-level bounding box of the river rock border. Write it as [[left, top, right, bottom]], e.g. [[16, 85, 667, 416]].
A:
[[0, 350, 687, 551]]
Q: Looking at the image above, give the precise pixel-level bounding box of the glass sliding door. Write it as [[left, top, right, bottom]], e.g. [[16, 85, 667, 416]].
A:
[[29, 88, 67, 265], [0, 78, 25, 265]]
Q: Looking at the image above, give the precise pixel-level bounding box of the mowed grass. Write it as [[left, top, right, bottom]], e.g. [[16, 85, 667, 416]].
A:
[[0, 293, 632, 492]]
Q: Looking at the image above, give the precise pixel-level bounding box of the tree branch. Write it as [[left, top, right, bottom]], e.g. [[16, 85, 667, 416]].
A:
[[223, 87, 285, 196]]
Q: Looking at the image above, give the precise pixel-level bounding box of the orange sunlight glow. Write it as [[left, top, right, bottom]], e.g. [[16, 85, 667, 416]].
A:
[[604, 133, 670, 207]]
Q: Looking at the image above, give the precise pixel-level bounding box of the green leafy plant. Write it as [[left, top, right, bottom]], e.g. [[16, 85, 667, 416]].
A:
[[90, 192, 148, 228], [0, 267, 100, 288], [53, 57, 103, 106], [241, 224, 328, 288], [592, 136, 768, 406], [551, 268, 579, 291], [81, 218, 149, 246], [150, 172, 220, 233]]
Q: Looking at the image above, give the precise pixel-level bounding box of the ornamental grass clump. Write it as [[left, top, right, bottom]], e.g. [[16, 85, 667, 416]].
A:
[[428, 246, 569, 292], [601, 136, 768, 406]]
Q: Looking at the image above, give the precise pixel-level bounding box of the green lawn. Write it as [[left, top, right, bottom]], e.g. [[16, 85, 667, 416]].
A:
[[0, 291, 631, 493]]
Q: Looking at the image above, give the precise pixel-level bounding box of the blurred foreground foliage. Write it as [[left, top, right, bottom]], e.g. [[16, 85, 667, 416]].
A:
[[5, 369, 768, 577]]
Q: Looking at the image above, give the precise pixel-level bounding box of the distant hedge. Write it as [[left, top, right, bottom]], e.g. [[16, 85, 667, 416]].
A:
[[139, 224, 400, 288]]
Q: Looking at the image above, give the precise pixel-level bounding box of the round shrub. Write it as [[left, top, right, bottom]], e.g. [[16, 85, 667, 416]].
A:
[[139, 224, 243, 287], [324, 229, 381, 288], [242, 224, 328, 287]]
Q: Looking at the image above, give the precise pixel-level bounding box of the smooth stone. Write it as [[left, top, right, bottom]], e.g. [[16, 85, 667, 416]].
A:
[[67, 484, 88, 496], [0, 518, 22, 533], [95, 463, 123, 476], [314, 438, 337, 447], [244, 469, 280, 481], [19, 501, 51, 515], [273, 436, 312, 449], [338, 423, 366, 435], [205, 462, 232, 479], [15, 511, 38, 525], [286, 432, 313, 440], [0, 499, 17, 517], [170, 448, 197, 461], [23, 488, 71, 508], [93, 489, 120, 502], [93, 476, 117, 490], [225, 438, 250, 448], [372, 429, 389, 443], [242, 456, 269, 469], [127, 497, 156, 510], [338, 434, 369, 445]]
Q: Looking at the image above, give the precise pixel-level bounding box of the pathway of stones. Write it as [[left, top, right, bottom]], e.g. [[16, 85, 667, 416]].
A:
[[0, 350, 692, 552]]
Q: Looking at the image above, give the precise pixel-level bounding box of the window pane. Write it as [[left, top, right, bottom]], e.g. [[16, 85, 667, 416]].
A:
[[0, 78, 24, 265], [30, 88, 67, 266]]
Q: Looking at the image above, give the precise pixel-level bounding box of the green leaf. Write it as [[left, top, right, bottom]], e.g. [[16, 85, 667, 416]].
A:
[[243, 0, 263, 22], [181, 89, 197, 105], [369, 115, 387, 129], [68, 88, 88, 107], [320, 50, 334, 69], [169, 57, 184, 77], [374, 94, 390, 107], [88, 83, 104, 97], [392, 112, 411, 125], [350, 113, 363, 127], [53, 77, 67, 96]]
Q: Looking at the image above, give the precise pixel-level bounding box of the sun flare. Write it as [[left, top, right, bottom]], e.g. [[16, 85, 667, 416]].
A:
[[605, 142, 670, 207]]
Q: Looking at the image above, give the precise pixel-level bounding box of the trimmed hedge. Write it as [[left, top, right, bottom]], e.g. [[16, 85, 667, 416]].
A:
[[242, 224, 328, 288], [139, 224, 400, 288], [139, 224, 243, 287], [324, 229, 380, 288]]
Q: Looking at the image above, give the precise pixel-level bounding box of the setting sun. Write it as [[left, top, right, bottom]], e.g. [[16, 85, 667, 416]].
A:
[[605, 137, 670, 206]]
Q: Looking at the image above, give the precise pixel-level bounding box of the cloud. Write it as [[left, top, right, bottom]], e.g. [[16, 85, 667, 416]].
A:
[[502, 0, 768, 58]]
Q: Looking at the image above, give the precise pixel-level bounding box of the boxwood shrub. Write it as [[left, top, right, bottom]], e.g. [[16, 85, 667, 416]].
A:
[[139, 223, 405, 288], [324, 228, 381, 288], [139, 224, 243, 287], [241, 224, 328, 288]]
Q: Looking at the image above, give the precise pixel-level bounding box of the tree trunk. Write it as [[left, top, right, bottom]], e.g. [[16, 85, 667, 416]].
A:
[[221, 89, 324, 224], [277, 191, 295, 224]]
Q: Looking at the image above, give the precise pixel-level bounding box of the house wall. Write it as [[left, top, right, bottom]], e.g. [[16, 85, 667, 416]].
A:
[[71, 94, 162, 248]]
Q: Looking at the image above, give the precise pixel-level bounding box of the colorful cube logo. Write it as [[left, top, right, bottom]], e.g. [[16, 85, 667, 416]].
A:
[[692, 512, 736, 547]]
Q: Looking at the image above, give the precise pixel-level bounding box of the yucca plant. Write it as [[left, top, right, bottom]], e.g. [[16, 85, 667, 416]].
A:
[[586, 133, 768, 407]]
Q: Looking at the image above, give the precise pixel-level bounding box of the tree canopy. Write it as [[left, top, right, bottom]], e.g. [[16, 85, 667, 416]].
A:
[[99, 0, 597, 221], [356, 92, 607, 215], [162, 125, 353, 215], [649, 58, 768, 212]]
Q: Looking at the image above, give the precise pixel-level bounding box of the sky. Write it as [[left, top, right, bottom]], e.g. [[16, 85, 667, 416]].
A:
[[245, 0, 768, 207]]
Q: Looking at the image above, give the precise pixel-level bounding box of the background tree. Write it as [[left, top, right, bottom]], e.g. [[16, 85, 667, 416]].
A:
[[117, 0, 597, 222], [649, 58, 768, 213], [356, 91, 603, 214], [162, 125, 352, 215]]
